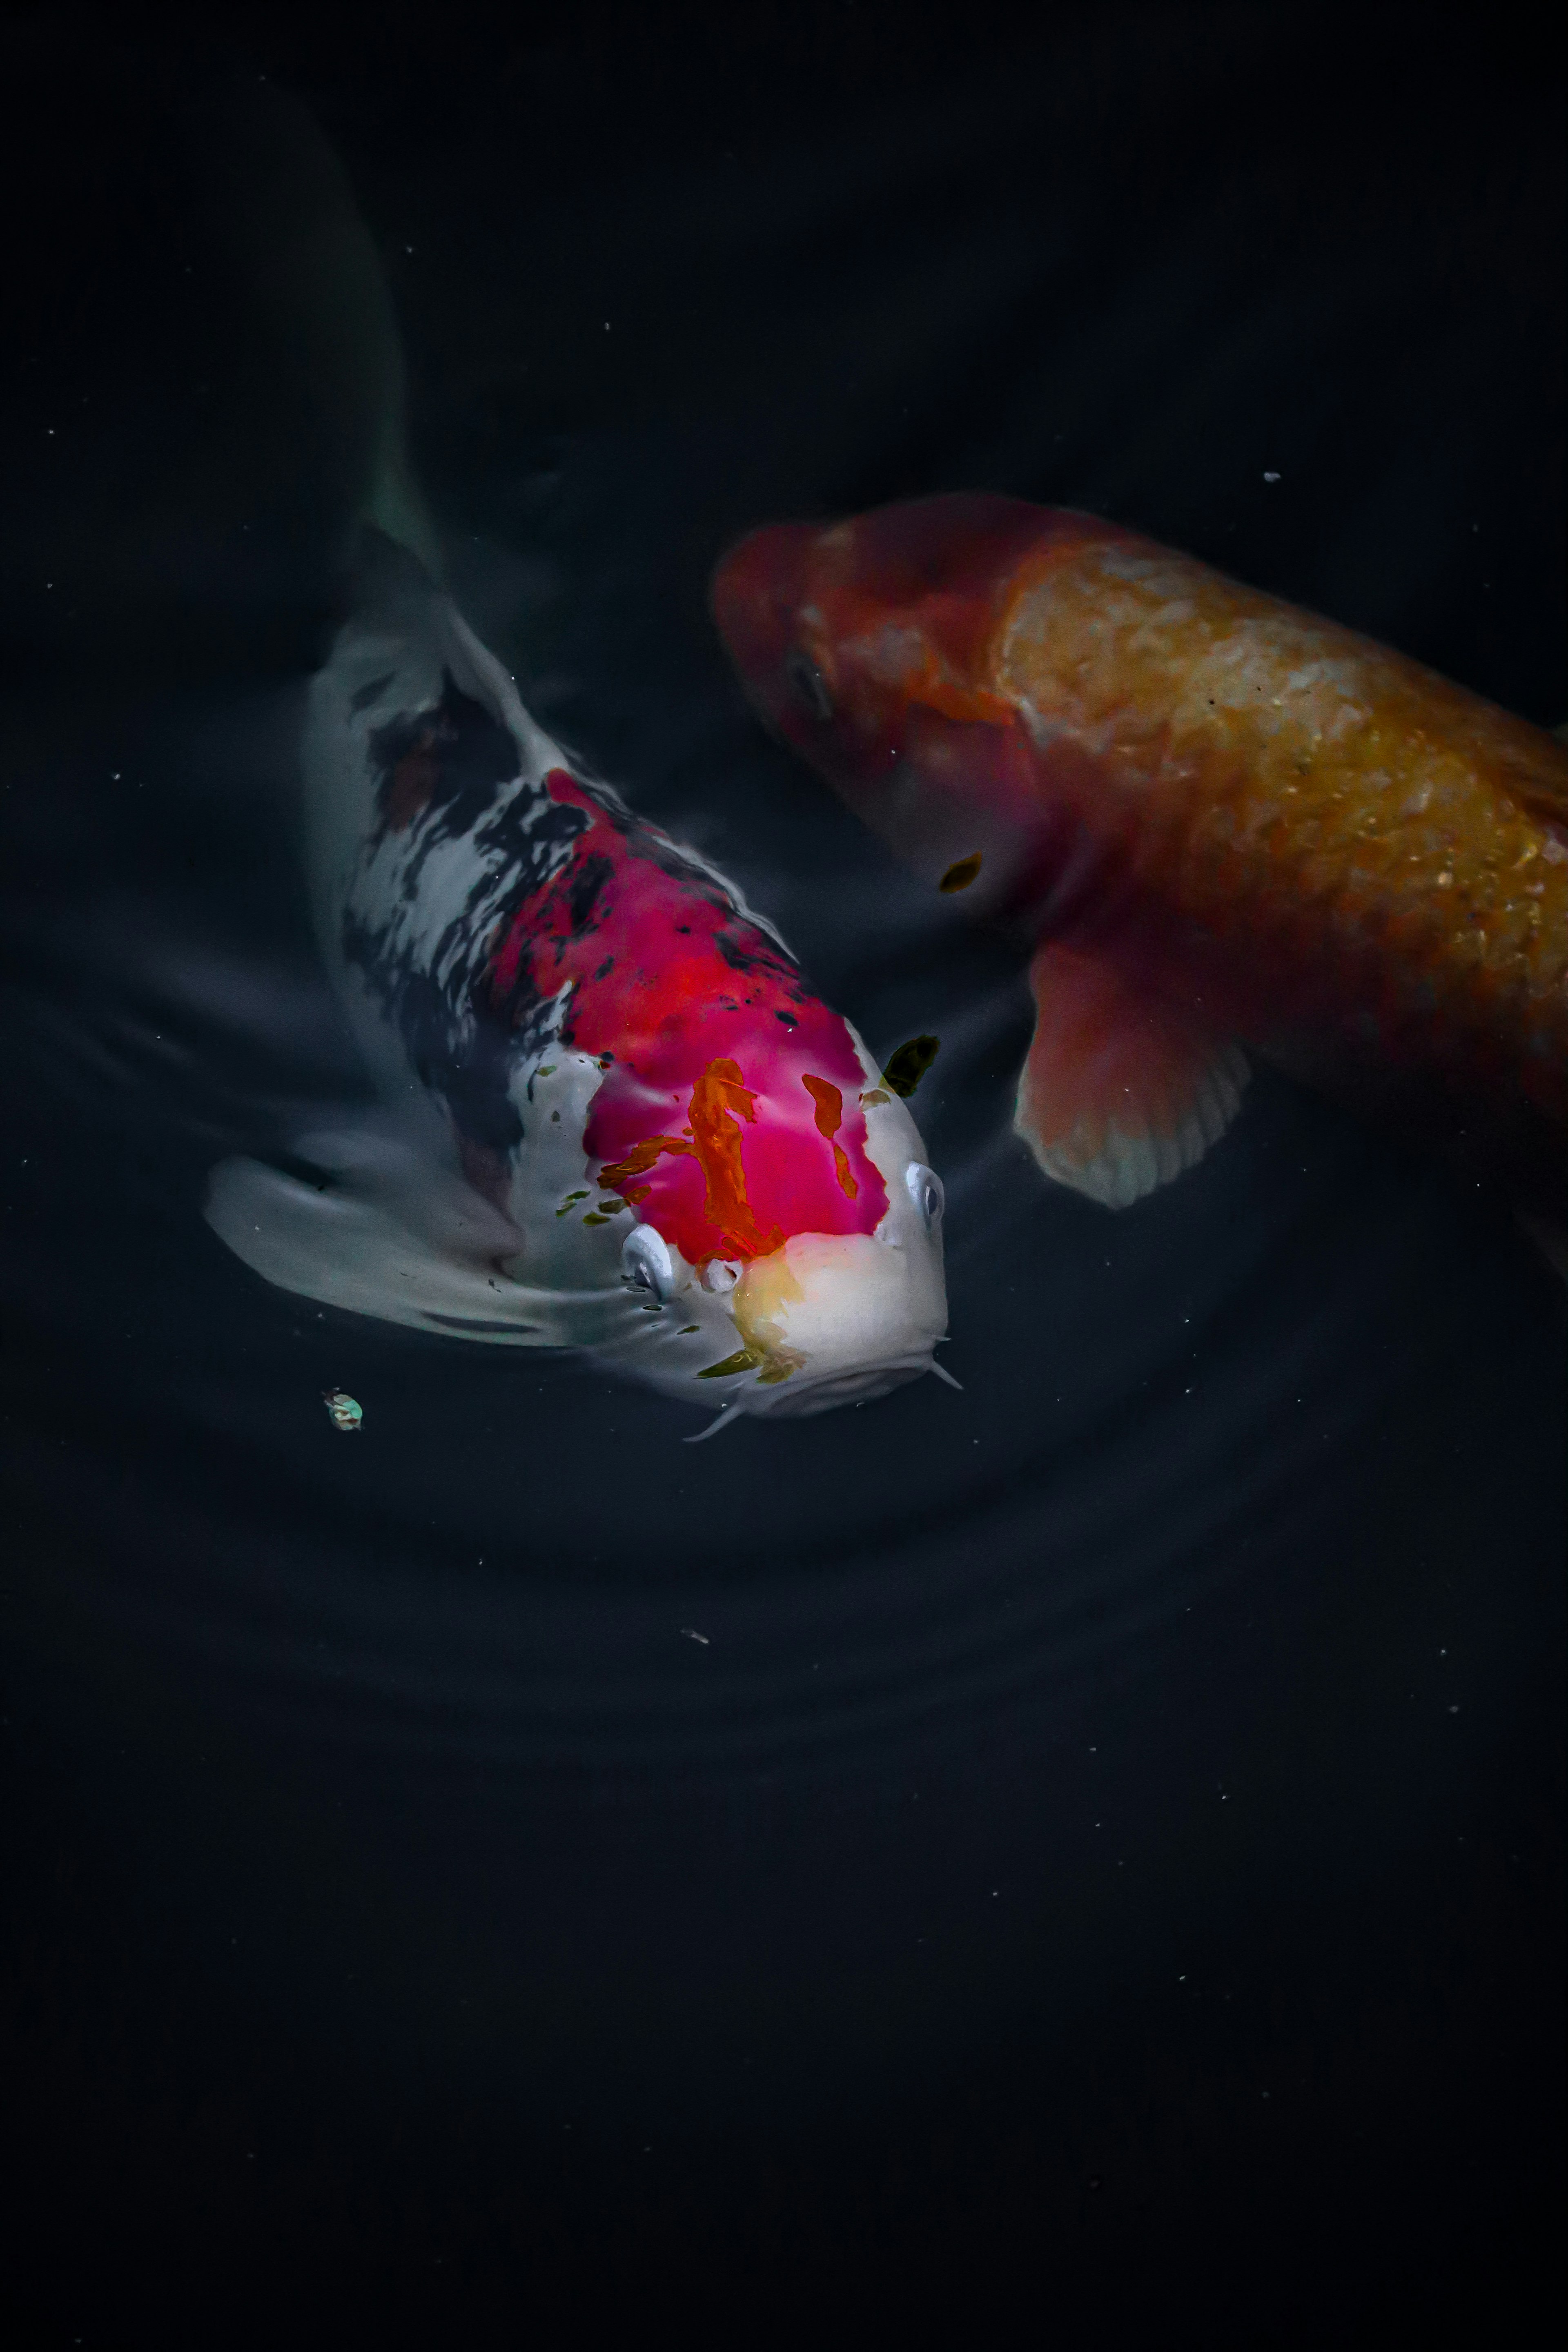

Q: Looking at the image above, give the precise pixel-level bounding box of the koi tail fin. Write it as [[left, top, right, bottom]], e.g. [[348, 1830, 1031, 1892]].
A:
[[192, 80, 444, 582], [1015, 939, 1249, 1207]]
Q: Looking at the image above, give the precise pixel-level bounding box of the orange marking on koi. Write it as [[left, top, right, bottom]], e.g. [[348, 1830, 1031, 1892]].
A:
[[598, 1134, 695, 1190], [686, 1058, 784, 1257], [599, 1060, 787, 1258], [802, 1073, 859, 1200]]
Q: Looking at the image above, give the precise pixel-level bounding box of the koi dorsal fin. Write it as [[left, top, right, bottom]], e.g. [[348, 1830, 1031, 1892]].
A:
[[1016, 940, 1249, 1208]]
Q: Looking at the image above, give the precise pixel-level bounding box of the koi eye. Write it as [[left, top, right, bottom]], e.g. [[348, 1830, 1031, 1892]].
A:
[[621, 1224, 676, 1303], [785, 648, 834, 723], [700, 1258, 742, 1295], [905, 1164, 944, 1229]]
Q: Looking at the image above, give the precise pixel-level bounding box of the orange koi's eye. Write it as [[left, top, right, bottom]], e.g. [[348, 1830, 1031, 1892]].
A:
[[785, 648, 835, 722]]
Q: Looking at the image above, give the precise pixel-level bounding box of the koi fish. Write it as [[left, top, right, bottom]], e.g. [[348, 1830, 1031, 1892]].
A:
[[207, 531, 949, 1432], [202, 104, 947, 1434], [710, 493, 1568, 1229]]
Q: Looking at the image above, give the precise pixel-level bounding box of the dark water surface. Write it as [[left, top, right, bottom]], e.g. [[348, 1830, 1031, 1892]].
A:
[[3, 7, 1563, 2343]]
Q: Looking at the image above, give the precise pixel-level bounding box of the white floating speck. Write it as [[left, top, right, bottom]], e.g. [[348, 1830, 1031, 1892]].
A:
[[1263, 470, 1281, 482]]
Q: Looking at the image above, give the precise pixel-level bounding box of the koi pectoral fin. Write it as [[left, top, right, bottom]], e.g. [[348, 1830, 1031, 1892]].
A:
[[205, 1153, 579, 1344], [1015, 940, 1249, 1209]]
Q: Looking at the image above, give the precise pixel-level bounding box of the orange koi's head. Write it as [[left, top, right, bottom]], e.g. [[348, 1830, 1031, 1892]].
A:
[[711, 494, 1100, 908]]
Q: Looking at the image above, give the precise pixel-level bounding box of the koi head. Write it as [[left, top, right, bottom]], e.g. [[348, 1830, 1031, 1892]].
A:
[[615, 1130, 951, 1437], [559, 1027, 950, 1430], [710, 494, 1111, 914]]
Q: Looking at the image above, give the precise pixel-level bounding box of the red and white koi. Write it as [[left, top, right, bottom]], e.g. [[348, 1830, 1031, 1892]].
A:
[[207, 537, 949, 1430]]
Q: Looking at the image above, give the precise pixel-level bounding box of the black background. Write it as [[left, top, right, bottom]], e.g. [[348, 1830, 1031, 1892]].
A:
[[2, 4, 1563, 2345]]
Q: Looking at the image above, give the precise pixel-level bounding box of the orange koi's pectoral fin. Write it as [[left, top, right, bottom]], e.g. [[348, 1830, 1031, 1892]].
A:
[[1015, 941, 1250, 1209], [909, 671, 1017, 728]]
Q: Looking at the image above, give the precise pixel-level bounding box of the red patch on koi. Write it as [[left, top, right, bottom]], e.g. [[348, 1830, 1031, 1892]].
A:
[[489, 769, 889, 1264]]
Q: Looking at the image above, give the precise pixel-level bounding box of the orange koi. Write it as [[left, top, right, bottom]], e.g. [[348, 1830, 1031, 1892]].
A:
[[712, 494, 1568, 1232]]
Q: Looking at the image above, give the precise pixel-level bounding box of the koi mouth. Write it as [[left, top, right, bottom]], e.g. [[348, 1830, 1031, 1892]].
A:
[[684, 1354, 938, 1440]]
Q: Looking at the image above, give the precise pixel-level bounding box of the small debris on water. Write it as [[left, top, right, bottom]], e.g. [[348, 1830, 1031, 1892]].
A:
[[681, 1628, 710, 1645], [323, 1389, 363, 1432]]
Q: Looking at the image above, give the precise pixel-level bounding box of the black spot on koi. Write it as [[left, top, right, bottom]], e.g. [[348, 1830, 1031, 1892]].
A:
[[881, 1035, 940, 1097], [567, 851, 615, 934]]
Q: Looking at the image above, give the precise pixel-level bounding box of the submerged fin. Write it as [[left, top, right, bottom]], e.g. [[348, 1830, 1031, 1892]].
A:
[[207, 1154, 549, 1340], [1015, 940, 1248, 1209], [205, 1138, 632, 1348]]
